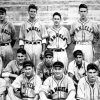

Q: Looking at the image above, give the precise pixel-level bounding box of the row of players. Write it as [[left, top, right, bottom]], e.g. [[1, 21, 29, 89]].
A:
[[0, 48, 100, 100]]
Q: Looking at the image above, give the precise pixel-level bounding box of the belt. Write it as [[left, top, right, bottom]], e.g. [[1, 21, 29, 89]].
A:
[[25, 41, 41, 45], [48, 48, 65, 52], [0, 43, 10, 46], [76, 41, 92, 45]]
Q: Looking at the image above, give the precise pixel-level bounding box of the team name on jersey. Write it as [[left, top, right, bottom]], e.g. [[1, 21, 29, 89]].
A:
[[26, 26, 40, 33], [75, 25, 93, 33], [50, 34, 67, 41], [1, 29, 11, 35], [50, 87, 68, 94], [21, 82, 34, 89]]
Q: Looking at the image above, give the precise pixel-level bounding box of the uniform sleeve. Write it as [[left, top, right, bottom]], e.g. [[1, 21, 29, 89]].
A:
[[68, 61, 74, 75], [65, 28, 71, 44], [70, 22, 75, 36], [0, 78, 6, 95], [19, 24, 25, 46], [77, 78, 85, 100], [11, 75, 22, 89], [0, 57, 3, 75], [34, 75, 42, 94], [40, 24, 48, 44]]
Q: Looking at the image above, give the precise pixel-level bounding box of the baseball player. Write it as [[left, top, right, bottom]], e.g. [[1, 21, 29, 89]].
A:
[[36, 49, 53, 82], [77, 63, 100, 100], [40, 61, 76, 100], [68, 50, 88, 86], [47, 12, 71, 72], [19, 4, 48, 68], [0, 7, 16, 67], [8, 60, 42, 100], [2, 48, 27, 86], [70, 4, 99, 63]]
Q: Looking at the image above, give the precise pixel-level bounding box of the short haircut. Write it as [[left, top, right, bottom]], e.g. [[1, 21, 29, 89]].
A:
[[28, 4, 38, 11], [0, 7, 6, 13], [73, 50, 83, 58], [53, 12, 61, 19], [79, 4, 88, 10], [87, 63, 98, 71], [17, 48, 26, 55]]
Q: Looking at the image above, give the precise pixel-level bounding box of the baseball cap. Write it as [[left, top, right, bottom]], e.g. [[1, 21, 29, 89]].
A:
[[23, 60, 34, 68], [0, 7, 6, 13], [44, 49, 53, 57], [73, 50, 83, 58], [53, 61, 64, 68]]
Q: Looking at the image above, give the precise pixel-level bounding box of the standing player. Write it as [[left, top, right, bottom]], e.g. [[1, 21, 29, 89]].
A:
[[40, 61, 76, 100], [70, 4, 99, 63], [0, 7, 16, 67], [19, 4, 48, 68], [8, 60, 42, 100], [77, 63, 100, 100], [68, 50, 88, 86], [36, 49, 53, 82], [47, 12, 71, 72]]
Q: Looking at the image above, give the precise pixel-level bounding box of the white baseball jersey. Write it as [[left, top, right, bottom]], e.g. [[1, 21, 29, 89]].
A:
[[70, 19, 99, 63], [41, 74, 75, 100], [68, 60, 88, 81], [77, 76, 100, 100], [19, 19, 48, 67], [11, 74, 42, 100], [47, 26, 71, 71]]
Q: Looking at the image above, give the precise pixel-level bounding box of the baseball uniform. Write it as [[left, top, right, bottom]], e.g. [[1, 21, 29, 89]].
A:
[[0, 78, 6, 100], [0, 56, 3, 75], [40, 74, 75, 100], [70, 19, 99, 63], [47, 26, 71, 71], [8, 73, 42, 100], [77, 76, 100, 100], [2, 60, 24, 85], [36, 61, 53, 82], [0, 20, 16, 67], [68, 60, 88, 84], [19, 20, 48, 67]]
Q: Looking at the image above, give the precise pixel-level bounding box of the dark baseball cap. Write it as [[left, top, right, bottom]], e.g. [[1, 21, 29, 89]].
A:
[[23, 60, 34, 68], [0, 7, 6, 13], [44, 49, 53, 57], [53, 61, 64, 68]]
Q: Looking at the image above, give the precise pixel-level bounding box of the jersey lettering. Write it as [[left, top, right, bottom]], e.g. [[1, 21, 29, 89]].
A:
[[1, 29, 11, 35], [21, 82, 34, 89], [75, 25, 93, 33], [26, 26, 40, 33]]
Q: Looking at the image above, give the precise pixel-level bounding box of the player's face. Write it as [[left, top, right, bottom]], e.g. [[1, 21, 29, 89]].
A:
[[87, 69, 98, 83], [53, 67, 64, 78], [28, 8, 37, 19], [25, 66, 33, 77], [17, 53, 26, 64], [79, 8, 88, 19], [53, 15, 61, 27], [0, 12, 6, 21], [75, 55, 83, 65], [45, 55, 53, 65]]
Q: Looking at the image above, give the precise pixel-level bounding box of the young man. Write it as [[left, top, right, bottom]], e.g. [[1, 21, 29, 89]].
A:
[[68, 50, 88, 86], [70, 4, 99, 63], [40, 61, 76, 100], [19, 4, 48, 68], [36, 49, 53, 82], [8, 60, 42, 100], [77, 63, 100, 100], [2, 48, 27, 84], [0, 7, 16, 67], [47, 12, 71, 72]]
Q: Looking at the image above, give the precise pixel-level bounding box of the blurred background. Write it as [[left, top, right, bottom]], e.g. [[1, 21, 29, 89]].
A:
[[1, 0, 100, 62]]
